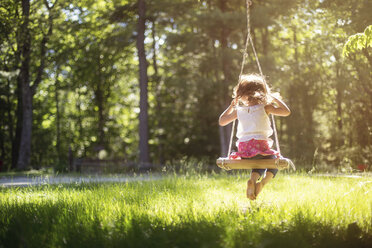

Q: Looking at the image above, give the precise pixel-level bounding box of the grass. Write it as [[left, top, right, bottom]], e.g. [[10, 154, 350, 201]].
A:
[[0, 172, 371, 248]]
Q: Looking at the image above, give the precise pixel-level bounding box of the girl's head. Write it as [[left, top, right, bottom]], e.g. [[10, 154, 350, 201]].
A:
[[233, 74, 270, 105]]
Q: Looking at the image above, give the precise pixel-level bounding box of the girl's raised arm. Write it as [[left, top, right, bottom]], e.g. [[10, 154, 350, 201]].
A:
[[219, 99, 238, 126], [265, 95, 291, 116]]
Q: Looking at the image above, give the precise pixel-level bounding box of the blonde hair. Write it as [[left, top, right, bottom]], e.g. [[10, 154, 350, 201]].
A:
[[233, 74, 271, 105]]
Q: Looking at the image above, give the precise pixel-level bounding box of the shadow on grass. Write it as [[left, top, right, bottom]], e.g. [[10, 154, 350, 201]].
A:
[[1, 206, 371, 248], [0, 208, 223, 248], [253, 221, 372, 248]]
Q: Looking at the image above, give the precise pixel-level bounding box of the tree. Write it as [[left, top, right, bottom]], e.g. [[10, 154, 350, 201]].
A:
[[137, 0, 150, 165], [16, 0, 56, 169]]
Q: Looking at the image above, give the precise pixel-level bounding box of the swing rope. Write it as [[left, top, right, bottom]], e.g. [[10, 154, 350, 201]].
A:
[[227, 0, 281, 157]]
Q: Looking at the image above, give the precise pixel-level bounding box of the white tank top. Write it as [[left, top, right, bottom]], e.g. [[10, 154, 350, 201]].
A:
[[236, 104, 273, 145]]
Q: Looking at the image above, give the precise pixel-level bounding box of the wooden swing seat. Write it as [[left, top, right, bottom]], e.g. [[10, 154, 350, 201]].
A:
[[216, 157, 291, 171]]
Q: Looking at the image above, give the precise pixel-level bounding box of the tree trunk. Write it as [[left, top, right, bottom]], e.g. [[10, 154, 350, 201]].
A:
[[211, 38, 228, 157], [262, 27, 269, 56], [11, 4, 22, 170], [17, 87, 33, 170], [16, 0, 32, 170], [12, 81, 22, 169], [137, 0, 150, 165], [352, 58, 371, 147], [5, 77, 15, 170], [286, 26, 303, 157], [55, 70, 61, 162], [219, 125, 228, 157], [217, 0, 233, 157], [335, 57, 343, 133], [17, 0, 54, 169], [76, 90, 86, 157], [151, 19, 164, 165], [0, 102, 5, 163], [95, 58, 105, 148]]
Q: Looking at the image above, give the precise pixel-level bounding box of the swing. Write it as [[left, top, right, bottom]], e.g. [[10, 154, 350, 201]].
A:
[[216, 0, 295, 172]]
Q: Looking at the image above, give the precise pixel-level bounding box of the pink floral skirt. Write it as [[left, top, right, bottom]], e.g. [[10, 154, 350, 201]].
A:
[[229, 139, 280, 159]]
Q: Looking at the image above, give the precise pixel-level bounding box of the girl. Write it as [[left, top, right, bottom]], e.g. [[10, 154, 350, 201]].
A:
[[219, 74, 290, 200]]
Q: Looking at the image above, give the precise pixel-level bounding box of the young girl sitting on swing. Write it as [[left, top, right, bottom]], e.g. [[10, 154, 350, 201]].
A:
[[219, 74, 291, 200]]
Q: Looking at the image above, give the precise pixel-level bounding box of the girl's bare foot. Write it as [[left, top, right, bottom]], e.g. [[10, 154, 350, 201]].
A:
[[255, 182, 263, 198], [246, 179, 256, 200]]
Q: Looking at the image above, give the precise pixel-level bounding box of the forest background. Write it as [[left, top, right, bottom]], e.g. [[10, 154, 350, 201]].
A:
[[0, 0, 371, 172]]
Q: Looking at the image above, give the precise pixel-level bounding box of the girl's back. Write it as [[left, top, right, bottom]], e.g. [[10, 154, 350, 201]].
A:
[[236, 104, 273, 143]]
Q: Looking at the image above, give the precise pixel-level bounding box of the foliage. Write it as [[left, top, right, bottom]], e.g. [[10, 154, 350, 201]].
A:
[[0, 0, 372, 170], [343, 25, 372, 57]]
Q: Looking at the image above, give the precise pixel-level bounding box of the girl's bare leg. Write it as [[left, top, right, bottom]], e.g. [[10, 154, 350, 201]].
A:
[[247, 172, 260, 200], [255, 171, 275, 198]]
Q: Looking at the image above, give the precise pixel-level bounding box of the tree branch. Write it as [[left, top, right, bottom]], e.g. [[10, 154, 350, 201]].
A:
[[31, 1, 55, 95]]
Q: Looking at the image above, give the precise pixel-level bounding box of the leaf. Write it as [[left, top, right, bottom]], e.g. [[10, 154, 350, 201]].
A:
[[343, 25, 372, 57], [342, 33, 366, 57], [0, 69, 20, 78], [364, 25, 372, 48]]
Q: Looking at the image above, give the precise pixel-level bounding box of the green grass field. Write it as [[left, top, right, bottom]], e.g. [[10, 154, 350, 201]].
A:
[[0, 172, 371, 248]]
